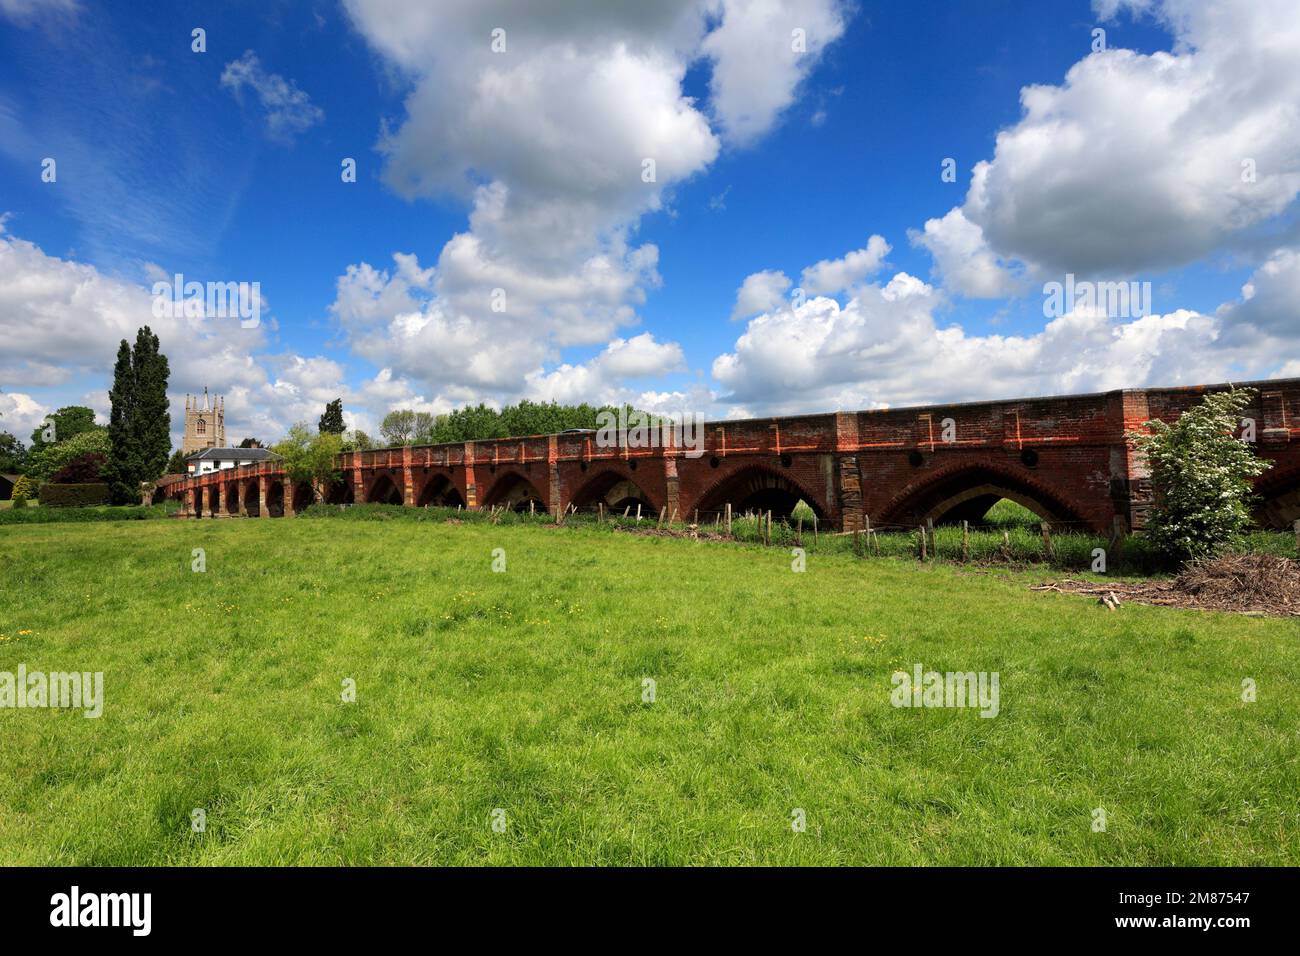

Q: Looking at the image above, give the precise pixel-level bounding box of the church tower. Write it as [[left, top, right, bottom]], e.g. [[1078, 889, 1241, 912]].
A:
[[182, 388, 225, 456]]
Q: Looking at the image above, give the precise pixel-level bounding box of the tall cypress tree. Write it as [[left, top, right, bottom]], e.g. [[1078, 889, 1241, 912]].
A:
[[132, 326, 171, 481], [106, 339, 137, 504], [107, 327, 171, 504]]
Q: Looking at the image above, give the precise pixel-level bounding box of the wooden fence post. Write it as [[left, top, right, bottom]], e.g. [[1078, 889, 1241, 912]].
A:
[[961, 520, 969, 562], [918, 525, 927, 561], [725, 503, 732, 536], [1040, 522, 1055, 561]]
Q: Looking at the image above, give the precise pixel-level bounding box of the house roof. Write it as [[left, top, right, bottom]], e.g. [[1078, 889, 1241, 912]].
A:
[[184, 447, 278, 462]]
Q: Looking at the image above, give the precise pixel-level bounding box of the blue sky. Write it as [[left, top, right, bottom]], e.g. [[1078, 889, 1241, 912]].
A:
[[1, 0, 1298, 446]]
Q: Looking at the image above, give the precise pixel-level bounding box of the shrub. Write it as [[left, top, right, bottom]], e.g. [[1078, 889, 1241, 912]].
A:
[[1128, 388, 1272, 562], [10, 474, 37, 507], [25, 428, 111, 482], [50, 451, 108, 484], [0, 502, 175, 524], [38, 483, 110, 508]]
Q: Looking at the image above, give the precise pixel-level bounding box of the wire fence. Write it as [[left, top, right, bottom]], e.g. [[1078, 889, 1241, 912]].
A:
[[298, 500, 1300, 575]]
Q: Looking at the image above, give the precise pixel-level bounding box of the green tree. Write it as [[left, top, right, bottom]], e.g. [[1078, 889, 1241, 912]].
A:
[[342, 429, 375, 451], [26, 428, 112, 482], [238, 437, 262, 448], [29, 406, 96, 452], [273, 424, 342, 501], [379, 409, 434, 446], [105, 328, 171, 504], [132, 327, 171, 481], [106, 339, 139, 504], [0, 431, 26, 473], [319, 398, 346, 435], [165, 449, 187, 475], [1128, 388, 1272, 562], [10, 474, 36, 507]]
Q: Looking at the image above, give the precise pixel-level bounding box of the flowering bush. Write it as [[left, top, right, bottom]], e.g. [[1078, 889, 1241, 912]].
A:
[[1129, 388, 1272, 562]]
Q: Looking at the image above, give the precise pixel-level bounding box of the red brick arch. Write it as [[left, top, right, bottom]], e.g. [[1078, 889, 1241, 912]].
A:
[[416, 470, 464, 507], [568, 465, 659, 513], [877, 460, 1087, 528], [366, 473, 403, 504], [688, 461, 829, 517], [1254, 462, 1300, 528], [480, 468, 547, 511]]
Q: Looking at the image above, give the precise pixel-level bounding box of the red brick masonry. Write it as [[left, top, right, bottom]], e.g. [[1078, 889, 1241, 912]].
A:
[[160, 378, 1300, 532]]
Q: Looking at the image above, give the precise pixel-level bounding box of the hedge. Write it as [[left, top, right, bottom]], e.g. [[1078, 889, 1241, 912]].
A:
[[0, 503, 176, 524], [38, 483, 110, 508]]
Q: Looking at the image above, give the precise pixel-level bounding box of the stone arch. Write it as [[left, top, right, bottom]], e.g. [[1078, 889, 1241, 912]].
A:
[[480, 470, 546, 512], [262, 480, 284, 517], [225, 482, 240, 515], [325, 479, 354, 505], [416, 472, 464, 507], [241, 480, 261, 517], [877, 461, 1085, 529], [367, 473, 403, 505], [1254, 464, 1300, 529], [569, 469, 657, 514], [291, 482, 315, 513], [692, 464, 826, 519]]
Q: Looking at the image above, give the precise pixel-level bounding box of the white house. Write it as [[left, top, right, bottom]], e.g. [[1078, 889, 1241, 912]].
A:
[[184, 447, 279, 476]]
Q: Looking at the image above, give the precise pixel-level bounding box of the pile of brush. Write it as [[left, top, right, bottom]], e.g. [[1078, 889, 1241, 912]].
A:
[[1172, 552, 1300, 615], [1032, 552, 1300, 617]]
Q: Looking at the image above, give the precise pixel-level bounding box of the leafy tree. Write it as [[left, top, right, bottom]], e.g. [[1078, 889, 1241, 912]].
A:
[[0, 431, 26, 473], [342, 429, 375, 451], [1128, 388, 1272, 562], [29, 406, 96, 452], [420, 400, 643, 444], [26, 428, 112, 482], [238, 437, 263, 448], [319, 398, 346, 435], [50, 452, 108, 484], [166, 450, 187, 474], [272, 424, 342, 500], [379, 409, 435, 446]]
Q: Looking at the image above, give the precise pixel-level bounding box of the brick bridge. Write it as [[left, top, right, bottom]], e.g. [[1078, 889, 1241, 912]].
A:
[[159, 378, 1300, 533]]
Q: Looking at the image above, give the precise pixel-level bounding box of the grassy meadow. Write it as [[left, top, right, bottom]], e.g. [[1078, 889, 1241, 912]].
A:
[[1, 513, 1298, 865]]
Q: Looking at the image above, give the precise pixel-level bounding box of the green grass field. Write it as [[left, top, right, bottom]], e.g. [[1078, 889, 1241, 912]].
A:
[[2, 515, 1297, 865]]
